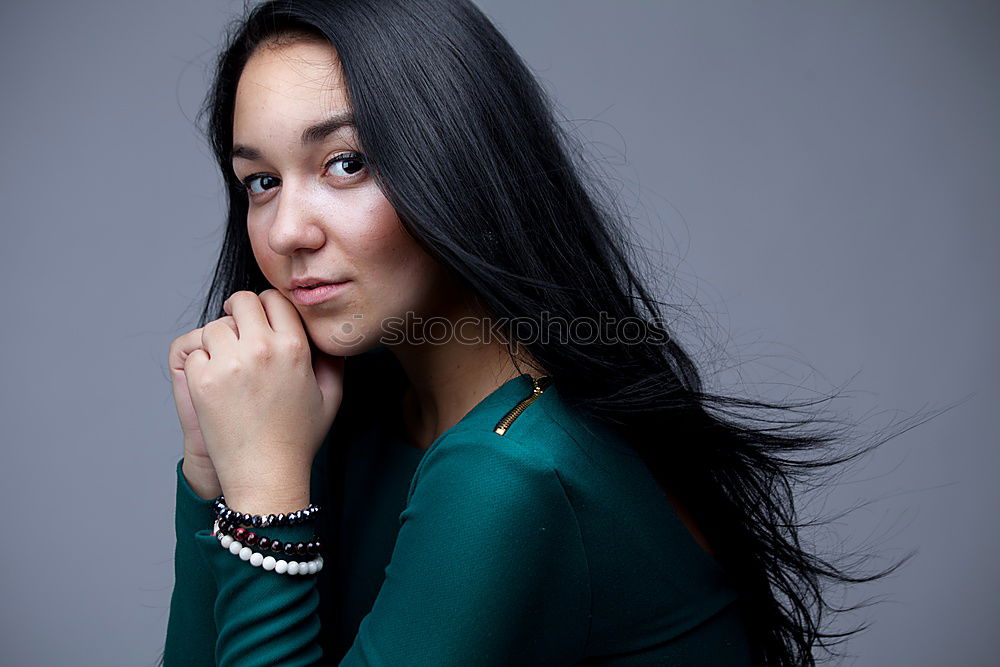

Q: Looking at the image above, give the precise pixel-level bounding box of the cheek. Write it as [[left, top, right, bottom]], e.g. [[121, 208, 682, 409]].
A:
[[357, 196, 406, 245], [367, 221, 436, 289], [345, 196, 428, 274], [372, 234, 456, 316], [246, 223, 280, 280]]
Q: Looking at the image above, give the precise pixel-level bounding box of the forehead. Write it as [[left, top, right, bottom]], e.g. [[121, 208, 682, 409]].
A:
[[233, 39, 349, 139]]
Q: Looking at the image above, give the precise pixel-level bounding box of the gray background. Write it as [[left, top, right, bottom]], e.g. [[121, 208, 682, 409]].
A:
[[1, 1, 996, 664]]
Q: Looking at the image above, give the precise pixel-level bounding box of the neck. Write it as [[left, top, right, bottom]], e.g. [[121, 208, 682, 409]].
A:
[[385, 316, 545, 450]]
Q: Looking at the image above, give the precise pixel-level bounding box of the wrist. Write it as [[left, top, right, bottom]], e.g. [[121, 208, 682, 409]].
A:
[[181, 457, 222, 500], [220, 469, 312, 517], [219, 488, 312, 517]]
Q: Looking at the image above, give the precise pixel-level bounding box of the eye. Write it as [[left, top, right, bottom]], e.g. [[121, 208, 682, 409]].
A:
[[241, 173, 280, 196], [325, 152, 368, 179]]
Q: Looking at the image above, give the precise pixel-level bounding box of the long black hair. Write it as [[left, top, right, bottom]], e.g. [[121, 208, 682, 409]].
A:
[[162, 1, 939, 664]]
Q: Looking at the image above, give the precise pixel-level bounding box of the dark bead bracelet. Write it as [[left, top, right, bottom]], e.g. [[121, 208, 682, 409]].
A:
[[215, 519, 323, 557], [213, 495, 321, 528]]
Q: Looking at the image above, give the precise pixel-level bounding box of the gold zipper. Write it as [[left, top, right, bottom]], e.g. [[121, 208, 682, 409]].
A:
[[493, 375, 553, 435]]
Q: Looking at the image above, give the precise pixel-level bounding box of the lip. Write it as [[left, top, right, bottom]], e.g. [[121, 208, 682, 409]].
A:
[[290, 281, 351, 306], [289, 276, 349, 289]]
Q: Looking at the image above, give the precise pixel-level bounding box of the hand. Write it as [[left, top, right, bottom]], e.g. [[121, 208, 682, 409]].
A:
[[169, 325, 228, 498], [183, 289, 345, 513]]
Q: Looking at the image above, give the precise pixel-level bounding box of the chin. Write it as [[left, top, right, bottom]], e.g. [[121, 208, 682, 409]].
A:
[[320, 339, 382, 358]]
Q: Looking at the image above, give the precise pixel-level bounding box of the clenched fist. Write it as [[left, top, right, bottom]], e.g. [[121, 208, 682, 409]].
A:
[[177, 289, 344, 514]]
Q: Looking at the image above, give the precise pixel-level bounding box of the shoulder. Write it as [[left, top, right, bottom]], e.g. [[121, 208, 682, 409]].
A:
[[399, 408, 591, 578], [405, 377, 616, 500], [351, 390, 594, 662], [404, 426, 574, 521], [395, 415, 592, 609], [404, 379, 638, 513]]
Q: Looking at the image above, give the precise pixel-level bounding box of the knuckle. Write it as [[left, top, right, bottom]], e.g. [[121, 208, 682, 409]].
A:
[[182, 348, 203, 371], [223, 357, 244, 375], [170, 329, 200, 359], [280, 335, 309, 359], [249, 340, 273, 363]]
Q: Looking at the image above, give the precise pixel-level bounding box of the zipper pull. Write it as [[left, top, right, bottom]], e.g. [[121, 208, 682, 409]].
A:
[[493, 375, 553, 436]]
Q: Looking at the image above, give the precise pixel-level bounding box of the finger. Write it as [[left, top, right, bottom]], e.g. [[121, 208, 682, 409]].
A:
[[223, 290, 271, 338], [201, 316, 238, 358], [183, 347, 210, 378], [169, 320, 240, 370], [220, 316, 239, 337], [259, 288, 308, 336], [169, 329, 205, 371]]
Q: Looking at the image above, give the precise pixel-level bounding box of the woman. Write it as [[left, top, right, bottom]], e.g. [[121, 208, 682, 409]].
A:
[[162, 1, 910, 665]]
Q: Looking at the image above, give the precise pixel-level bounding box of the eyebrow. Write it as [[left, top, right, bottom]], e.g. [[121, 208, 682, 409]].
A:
[[230, 110, 356, 162]]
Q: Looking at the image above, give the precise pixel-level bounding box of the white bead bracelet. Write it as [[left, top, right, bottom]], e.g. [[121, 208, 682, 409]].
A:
[[213, 520, 324, 575]]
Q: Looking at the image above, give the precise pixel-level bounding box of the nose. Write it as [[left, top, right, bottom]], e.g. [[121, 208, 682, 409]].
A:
[[266, 180, 326, 256]]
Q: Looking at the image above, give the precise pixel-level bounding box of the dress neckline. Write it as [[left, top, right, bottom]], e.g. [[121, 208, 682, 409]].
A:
[[390, 372, 537, 453]]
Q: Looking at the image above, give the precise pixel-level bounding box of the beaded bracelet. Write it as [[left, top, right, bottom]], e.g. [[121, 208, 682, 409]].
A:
[[213, 495, 321, 529], [213, 521, 324, 575], [214, 520, 323, 558]]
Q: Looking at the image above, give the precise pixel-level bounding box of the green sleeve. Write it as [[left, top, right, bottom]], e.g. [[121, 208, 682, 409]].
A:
[[165, 456, 324, 666], [170, 432, 591, 666], [190, 478, 324, 666], [341, 432, 592, 665], [163, 458, 220, 666]]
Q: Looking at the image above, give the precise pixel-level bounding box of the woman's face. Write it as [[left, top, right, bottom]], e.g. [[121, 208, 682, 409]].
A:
[[231, 38, 461, 355]]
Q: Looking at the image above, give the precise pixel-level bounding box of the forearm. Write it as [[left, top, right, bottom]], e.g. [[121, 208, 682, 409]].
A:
[[164, 458, 221, 666], [194, 504, 323, 666], [165, 455, 323, 666]]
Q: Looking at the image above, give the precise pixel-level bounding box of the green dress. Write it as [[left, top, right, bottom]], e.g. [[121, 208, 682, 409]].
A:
[[164, 345, 754, 665]]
